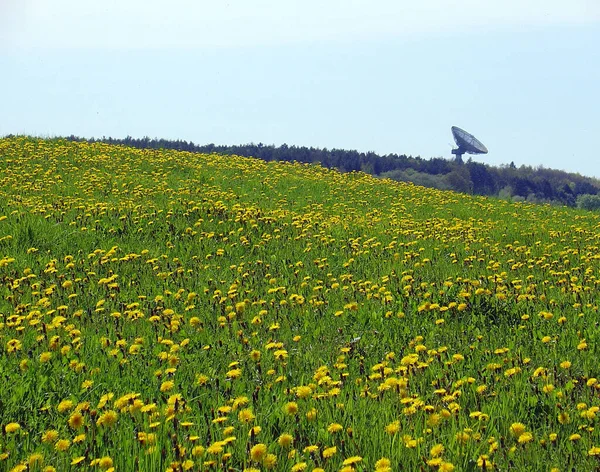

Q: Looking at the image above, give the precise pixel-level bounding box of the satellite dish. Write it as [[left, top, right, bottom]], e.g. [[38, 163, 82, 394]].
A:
[[451, 126, 488, 162]]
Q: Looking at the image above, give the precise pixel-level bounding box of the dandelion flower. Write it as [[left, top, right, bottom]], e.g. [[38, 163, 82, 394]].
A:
[[71, 456, 86, 466], [278, 433, 293, 447], [509, 422, 527, 438], [375, 458, 392, 472], [57, 399, 74, 413], [290, 463, 307, 472], [28, 453, 44, 467], [238, 408, 255, 423], [518, 432, 533, 444], [283, 402, 298, 415], [295, 386, 312, 399], [98, 457, 113, 469], [5, 422, 20, 433], [192, 446, 205, 457], [55, 439, 70, 452], [327, 423, 343, 433], [250, 443, 267, 462], [342, 456, 362, 466], [68, 411, 85, 429], [430, 444, 444, 457], [558, 412, 570, 425], [263, 453, 277, 469], [96, 410, 118, 427], [385, 421, 400, 435], [42, 430, 59, 443], [323, 446, 337, 458]]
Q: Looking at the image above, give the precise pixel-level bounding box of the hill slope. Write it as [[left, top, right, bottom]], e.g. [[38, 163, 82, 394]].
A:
[[0, 137, 599, 470], [58, 135, 600, 207]]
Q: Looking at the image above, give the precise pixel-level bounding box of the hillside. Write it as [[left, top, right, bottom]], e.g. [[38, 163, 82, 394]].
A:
[[57, 135, 600, 208], [0, 136, 599, 471]]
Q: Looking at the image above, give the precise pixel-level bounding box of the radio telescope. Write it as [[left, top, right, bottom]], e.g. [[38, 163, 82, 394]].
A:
[[451, 126, 488, 162]]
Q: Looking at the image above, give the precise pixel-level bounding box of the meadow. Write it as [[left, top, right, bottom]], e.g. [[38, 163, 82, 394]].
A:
[[0, 136, 599, 471]]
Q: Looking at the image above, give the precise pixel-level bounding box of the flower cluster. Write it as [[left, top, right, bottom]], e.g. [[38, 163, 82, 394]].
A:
[[0, 137, 599, 470]]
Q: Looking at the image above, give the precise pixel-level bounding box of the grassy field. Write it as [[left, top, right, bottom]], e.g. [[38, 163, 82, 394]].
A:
[[0, 136, 599, 471]]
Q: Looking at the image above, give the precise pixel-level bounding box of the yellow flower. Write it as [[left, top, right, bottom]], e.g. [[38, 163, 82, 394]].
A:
[[71, 456, 86, 466], [98, 457, 113, 469], [278, 433, 293, 447], [306, 408, 317, 421], [518, 432, 533, 444], [283, 402, 298, 415], [509, 422, 526, 438], [68, 411, 85, 429], [5, 422, 20, 433], [96, 410, 118, 427], [263, 453, 277, 469], [248, 426, 261, 436], [57, 399, 74, 413], [55, 439, 70, 452], [192, 445, 205, 457], [6, 338, 22, 353], [375, 457, 392, 472], [428, 413, 443, 426], [206, 443, 224, 455], [385, 421, 400, 435], [323, 446, 337, 458], [226, 368, 242, 379], [249, 350, 261, 361], [295, 386, 312, 399], [430, 444, 444, 457], [40, 351, 52, 363], [477, 455, 493, 470], [558, 412, 570, 425], [290, 463, 307, 472], [238, 408, 255, 423], [439, 462, 455, 472], [327, 423, 343, 433], [342, 456, 362, 466], [27, 453, 44, 467], [160, 380, 175, 392], [196, 374, 209, 385], [42, 430, 59, 443], [250, 443, 267, 462]]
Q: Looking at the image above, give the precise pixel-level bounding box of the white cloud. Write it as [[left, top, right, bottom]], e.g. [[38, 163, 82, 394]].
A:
[[2, 0, 599, 49]]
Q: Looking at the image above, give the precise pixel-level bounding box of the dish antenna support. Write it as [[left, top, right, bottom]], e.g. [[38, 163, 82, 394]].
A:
[[451, 126, 488, 163]]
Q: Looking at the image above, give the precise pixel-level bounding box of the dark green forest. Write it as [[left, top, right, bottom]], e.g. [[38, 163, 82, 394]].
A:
[[49, 135, 600, 208]]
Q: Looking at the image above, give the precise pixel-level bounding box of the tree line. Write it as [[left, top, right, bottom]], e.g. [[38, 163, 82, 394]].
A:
[[56, 135, 600, 208]]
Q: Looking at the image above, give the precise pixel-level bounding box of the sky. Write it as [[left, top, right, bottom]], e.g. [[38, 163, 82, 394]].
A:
[[1, 0, 600, 176]]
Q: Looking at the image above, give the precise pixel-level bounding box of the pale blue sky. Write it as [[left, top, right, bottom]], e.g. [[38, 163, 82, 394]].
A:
[[1, 1, 599, 176]]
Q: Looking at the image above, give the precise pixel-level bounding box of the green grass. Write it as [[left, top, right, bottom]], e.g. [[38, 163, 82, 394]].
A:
[[0, 136, 599, 472]]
